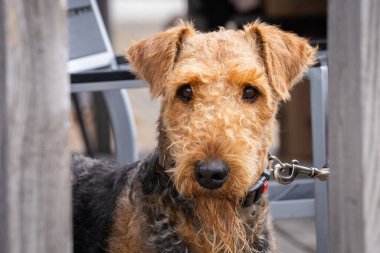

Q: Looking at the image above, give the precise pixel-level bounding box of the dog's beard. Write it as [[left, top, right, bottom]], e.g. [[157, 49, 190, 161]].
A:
[[194, 197, 250, 253]]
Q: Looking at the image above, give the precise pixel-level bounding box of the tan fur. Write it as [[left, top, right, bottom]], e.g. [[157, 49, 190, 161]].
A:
[[244, 21, 317, 100], [127, 22, 195, 98], [110, 21, 317, 253], [107, 194, 144, 253]]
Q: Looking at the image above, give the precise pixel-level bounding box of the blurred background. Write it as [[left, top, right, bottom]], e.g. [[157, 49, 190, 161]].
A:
[[69, 1, 327, 252]]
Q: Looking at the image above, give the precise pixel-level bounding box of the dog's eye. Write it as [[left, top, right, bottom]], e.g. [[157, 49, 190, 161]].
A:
[[176, 84, 193, 103], [242, 85, 260, 103]]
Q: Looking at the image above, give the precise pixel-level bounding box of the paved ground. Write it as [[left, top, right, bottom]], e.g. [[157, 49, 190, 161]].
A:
[[275, 218, 316, 253], [72, 1, 318, 251]]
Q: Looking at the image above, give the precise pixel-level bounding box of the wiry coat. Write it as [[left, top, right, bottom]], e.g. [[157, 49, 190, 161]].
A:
[[72, 20, 316, 253], [72, 152, 274, 253]]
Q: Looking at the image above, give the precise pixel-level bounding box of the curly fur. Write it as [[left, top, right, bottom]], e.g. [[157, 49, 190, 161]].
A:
[[72, 20, 316, 253], [72, 152, 274, 253]]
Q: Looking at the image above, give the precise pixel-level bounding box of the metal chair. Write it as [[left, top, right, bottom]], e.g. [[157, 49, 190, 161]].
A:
[[68, 0, 142, 165], [268, 52, 329, 253]]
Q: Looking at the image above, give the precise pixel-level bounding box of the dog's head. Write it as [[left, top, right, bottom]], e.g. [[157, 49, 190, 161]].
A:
[[127, 21, 316, 251], [127, 21, 316, 199]]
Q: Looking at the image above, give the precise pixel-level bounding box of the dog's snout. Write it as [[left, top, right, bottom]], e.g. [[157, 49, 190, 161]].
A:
[[195, 160, 229, 189]]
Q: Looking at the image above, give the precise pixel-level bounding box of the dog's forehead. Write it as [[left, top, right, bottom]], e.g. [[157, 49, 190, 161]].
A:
[[178, 29, 263, 71]]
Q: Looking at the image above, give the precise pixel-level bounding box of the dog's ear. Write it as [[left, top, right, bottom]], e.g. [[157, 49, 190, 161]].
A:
[[244, 21, 317, 100], [127, 23, 195, 98]]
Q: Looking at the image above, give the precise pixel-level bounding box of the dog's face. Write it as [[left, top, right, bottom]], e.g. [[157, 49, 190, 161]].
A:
[[161, 30, 277, 201], [127, 22, 316, 202], [128, 21, 316, 251]]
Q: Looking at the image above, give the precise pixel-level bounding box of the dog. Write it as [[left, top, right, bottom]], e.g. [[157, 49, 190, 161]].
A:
[[72, 21, 316, 253]]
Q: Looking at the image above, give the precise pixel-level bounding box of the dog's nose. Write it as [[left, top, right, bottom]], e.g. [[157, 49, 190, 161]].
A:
[[195, 160, 229, 189]]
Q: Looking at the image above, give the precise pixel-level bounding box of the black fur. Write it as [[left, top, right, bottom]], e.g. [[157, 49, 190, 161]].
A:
[[72, 152, 272, 252], [134, 154, 192, 252], [72, 154, 136, 253], [72, 153, 190, 253], [252, 228, 270, 252]]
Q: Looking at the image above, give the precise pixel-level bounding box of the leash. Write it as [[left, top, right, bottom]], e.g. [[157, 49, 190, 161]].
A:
[[241, 154, 330, 207], [268, 154, 330, 184]]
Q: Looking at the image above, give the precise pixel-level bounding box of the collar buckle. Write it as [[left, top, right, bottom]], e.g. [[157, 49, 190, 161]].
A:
[[241, 168, 271, 208]]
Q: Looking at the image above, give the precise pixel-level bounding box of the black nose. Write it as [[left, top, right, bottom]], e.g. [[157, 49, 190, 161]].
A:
[[195, 160, 229, 189]]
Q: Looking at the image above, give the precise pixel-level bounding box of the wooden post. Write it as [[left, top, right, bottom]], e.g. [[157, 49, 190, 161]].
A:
[[328, 0, 380, 252], [0, 1, 71, 253]]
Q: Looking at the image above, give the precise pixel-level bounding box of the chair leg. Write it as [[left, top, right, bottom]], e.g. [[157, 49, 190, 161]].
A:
[[102, 89, 138, 166], [71, 94, 94, 157], [94, 93, 111, 154], [309, 65, 329, 253]]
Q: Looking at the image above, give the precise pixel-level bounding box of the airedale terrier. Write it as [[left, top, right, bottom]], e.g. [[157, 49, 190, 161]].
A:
[[72, 21, 316, 253]]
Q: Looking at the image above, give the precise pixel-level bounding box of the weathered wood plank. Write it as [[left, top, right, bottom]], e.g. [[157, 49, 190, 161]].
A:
[[0, 1, 71, 253], [328, 0, 380, 252], [0, 2, 8, 250]]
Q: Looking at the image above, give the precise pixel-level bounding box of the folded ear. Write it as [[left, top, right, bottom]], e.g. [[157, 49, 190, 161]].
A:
[[244, 21, 317, 100], [127, 23, 195, 98]]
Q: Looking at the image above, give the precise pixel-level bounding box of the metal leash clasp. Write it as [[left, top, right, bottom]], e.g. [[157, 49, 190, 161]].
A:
[[268, 155, 330, 185]]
